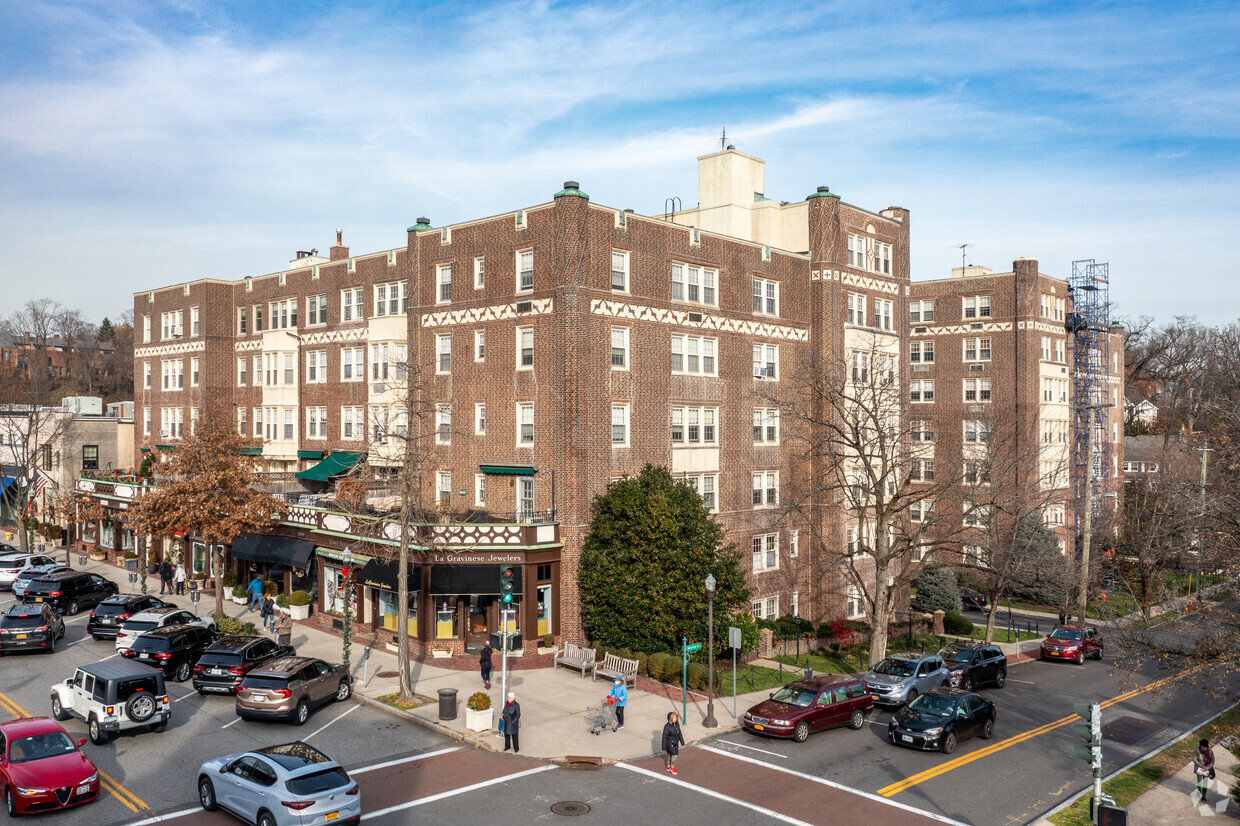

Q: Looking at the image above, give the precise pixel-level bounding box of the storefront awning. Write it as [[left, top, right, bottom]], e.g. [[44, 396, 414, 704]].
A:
[[314, 547, 372, 565], [238, 447, 262, 456], [0, 476, 19, 492], [479, 463, 538, 476], [155, 444, 175, 451], [357, 558, 421, 592], [295, 451, 364, 482], [231, 535, 315, 568], [430, 564, 521, 596], [297, 450, 324, 460]]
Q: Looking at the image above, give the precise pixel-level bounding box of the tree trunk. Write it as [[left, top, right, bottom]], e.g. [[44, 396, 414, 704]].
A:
[[214, 545, 225, 618], [984, 602, 999, 643], [869, 580, 892, 667]]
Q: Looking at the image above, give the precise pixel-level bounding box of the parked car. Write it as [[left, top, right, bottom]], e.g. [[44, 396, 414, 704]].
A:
[[0, 603, 65, 655], [21, 572, 118, 615], [86, 594, 173, 641], [122, 625, 218, 682], [115, 607, 215, 652], [863, 653, 949, 707], [194, 636, 295, 696], [888, 688, 997, 754], [1039, 625, 1103, 664], [0, 717, 100, 815], [939, 642, 1007, 690], [960, 591, 987, 611], [0, 554, 58, 590], [197, 742, 360, 826], [740, 675, 873, 742], [12, 565, 72, 598], [49, 660, 170, 745], [235, 657, 353, 726]]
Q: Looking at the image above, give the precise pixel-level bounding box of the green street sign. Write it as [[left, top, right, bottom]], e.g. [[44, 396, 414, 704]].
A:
[[684, 642, 702, 653]]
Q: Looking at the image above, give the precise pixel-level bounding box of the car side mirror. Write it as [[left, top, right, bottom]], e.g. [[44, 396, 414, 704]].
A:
[[77, 738, 87, 747], [219, 766, 227, 775], [769, 693, 774, 698]]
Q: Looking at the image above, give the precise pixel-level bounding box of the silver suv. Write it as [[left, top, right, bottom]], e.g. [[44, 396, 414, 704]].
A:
[[50, 660, 171, 744], [863, 653, 948, 707], [115, 606, 215, 652]]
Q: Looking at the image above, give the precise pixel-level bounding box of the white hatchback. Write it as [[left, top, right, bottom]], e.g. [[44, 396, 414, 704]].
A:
[[116, 606, 216, 652]]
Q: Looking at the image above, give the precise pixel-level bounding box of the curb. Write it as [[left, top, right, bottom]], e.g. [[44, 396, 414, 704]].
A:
[[353, 692, 497, 753]]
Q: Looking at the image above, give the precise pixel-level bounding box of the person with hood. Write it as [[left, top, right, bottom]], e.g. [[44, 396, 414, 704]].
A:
[[662, 711, 685, 775], [607, 677, 628, 730], [159, 558, 173, 595], [246, 576, 264, 613], [480, 640, 493, 689], [502, 692, 521, 753]]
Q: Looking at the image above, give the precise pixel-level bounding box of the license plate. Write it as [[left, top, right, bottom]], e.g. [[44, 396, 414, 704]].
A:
[[103, 619, 115, 625], [76, 783, 90, 795], [34, 597, 42, 602], [15, 634, 26, 639], [139, 653, 150, 659], [211, 668, 225, 675], [252, 695, 266, 702], [902, 734, 913, 743], [753, 724, 764, 731], [326, 813, 339, 822]]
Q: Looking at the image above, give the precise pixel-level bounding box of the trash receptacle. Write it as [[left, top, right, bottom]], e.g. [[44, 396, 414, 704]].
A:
[[437, 688, 458, 721]]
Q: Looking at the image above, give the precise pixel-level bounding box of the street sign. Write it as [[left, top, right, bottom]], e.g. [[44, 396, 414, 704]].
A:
[[729, 626, 742, 650], [684, 642, 702, 653]]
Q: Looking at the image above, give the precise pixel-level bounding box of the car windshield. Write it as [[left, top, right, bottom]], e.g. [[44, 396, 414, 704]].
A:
[[124, 621, 159, 633], [9, 731, 77, 763], [907, 693, 957, 718], [871, 658, 915, 678], [768, 686, 817, 708], [0, 614, 47, 629], [1050, 628, 1082, 641], [940, 648, 973, 664], [285, 767, 350, 795]]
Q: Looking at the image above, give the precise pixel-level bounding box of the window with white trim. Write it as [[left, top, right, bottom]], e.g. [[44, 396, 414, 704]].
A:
[[752, 471, 778, 508], [283, 353, 295, 385], [253, 407, 262, 438], [341, 288, 364, 322], [753, 408, 779, 445], [517, 402, 534, 445], [788, 530, 799, 558], [670, 262, 717, 306], [396, 345, 407, 381], [611, 250, 629, 292], [910, 340, 934, 363], [373, 281, 407, 316], [910, 300, 935, 323], [306, 294, 327, 326], [670, 406, 717, 445], [143, 315, 151, 343], [752, 533, 779, 572], [233, 358, 244, 387], [1040, 336, 1052, 361], [963, 337, 991, 362], [611, 403, 629, 446], [190, 357, 199, 387], [437, 265, 452, 303], [1055, 338, 1066, 363], [143, 408, 152, 436], [911, 420, 935, 442], [236, 408, 245, 437], [910, 458, 935, 482], [963, 460, 991, 486], [475, 474, 486, 506], [144, 361, 152, 389], [474, 403, 486, 435], [682, 473, 717, 511], [342, 406, 363, 440], [474, 257, 485, 289], [189, 407, 199, 435], [963, 504, 992, 529], [161, 359, 184, 391], [850, 351, 869, 384], [963, 379, 991, 402], [253, 304, 263, 332], [875, 299, 893, 331], [474, 330, 485, 362], [847, 587, 864, 619], [436, 404, 451, 444], [437, 334, 452, 374], [963, 420, 992, 443], [517, 249, 534, 292], [752, 343, 778, 379], [161, 311, 183, 340], [437, 472, 452, 506], [160, 407, 184, 439], [909, 499, 934, 522], [671, 334, 717, 376], [963, 544, 988, 566], [846, 292, 866, 325], [610, 327, 628, 369], [847, 234, 865, 268], [307, 350, 326, 384], [190, 306, 200, 337], [517, 327, 533, 369], [752, 278, 779, 315], [1044, 503, 1065, 527], [268, 299, 297, 329], [341, 347, 364, 381], [371, 343, 391, 381], [307, 406, 327, 439], [963, 295, 992, 319], [875, 242, 891, 274], [910, 380, 934, 402]]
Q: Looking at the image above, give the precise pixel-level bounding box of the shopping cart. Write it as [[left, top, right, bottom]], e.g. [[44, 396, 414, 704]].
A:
[[588, 698, 618, 735]]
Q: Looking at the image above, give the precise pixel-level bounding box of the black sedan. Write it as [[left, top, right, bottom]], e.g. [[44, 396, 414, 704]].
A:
[[960, 591, 987, 610], [887, 688, 995, 754]]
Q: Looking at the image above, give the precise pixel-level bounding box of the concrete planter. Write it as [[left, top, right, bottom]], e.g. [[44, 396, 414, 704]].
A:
[[465, 706, 493, 733], [289, 604, 310, 621]]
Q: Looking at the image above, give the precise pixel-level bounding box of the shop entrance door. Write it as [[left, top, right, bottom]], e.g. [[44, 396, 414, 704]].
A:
[[466, 595, 493, 651]]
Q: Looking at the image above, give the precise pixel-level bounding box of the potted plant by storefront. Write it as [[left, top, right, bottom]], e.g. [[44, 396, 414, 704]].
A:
[[288, 590, 311, 620], [231, 583, 247, 604], [89, 544, 106, 562], [465, 691, 493, 732], [122, 551, 138, 571]]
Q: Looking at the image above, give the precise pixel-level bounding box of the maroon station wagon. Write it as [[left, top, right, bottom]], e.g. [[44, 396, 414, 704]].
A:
[[741, 676, 873, 743]]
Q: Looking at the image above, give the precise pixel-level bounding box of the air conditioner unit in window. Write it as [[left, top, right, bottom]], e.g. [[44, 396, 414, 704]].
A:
[[970, 322, 984, 330], [515, 301, 532, 314], [159, 430, 168, 438], [913, 364, 929, 373], [969, 363, 985, 371], [914, 327, 928, 334], [688, 312, 703, 323]]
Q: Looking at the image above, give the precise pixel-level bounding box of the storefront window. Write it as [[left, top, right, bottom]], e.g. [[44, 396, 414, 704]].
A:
[[537, 584, 552, 636], [379, 590, 417, 636], [100, 514, 114, 549], [432, 595, 459, 639], [83, 520, 97, 544], [324, 566, 356, 616], [121, 528, 135, 552]]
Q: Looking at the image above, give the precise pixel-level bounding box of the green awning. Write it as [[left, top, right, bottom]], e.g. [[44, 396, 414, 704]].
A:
[[295, 451, 364, 482], [479, 463, 538, 476], [238, 447, 262, 456], [140, 448, 150, 454], [297, 450, 324, 460], [156, 444, 175, 451]]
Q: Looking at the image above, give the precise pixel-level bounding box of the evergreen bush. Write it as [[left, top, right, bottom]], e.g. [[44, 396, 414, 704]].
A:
[[635, 652, 649, 677], [912, 567, 964, 614], [466, 691, 491, 711], [943, 611, 974, 636], [687, 662, 707, 691], [289, 590, 311, 606]]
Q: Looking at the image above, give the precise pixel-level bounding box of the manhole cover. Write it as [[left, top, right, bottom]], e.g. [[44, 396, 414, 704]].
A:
[[551, 801, 591, 816], [375, 671, 399, 678], [1103, 715, 1165, 746]]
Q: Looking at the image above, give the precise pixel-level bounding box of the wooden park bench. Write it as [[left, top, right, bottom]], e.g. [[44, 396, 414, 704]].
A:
[[553, 642, 597, 677], [593, 652, 639, 686]]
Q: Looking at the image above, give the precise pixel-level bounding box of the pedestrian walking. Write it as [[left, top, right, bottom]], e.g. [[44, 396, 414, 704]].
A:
[[260, 594, 275, 632], [1058, 608, 1068, 625], [502, 692, 521, 754], [173, 564, 187, 596], [607, 677, 628, 729], [246, 576, 264, 613], [662, 711, 685, 776], [1194, 738, 1216, 800], [275, 611, 294, 650], [159, 559, 173, 595], [480, 640, 493, 689]]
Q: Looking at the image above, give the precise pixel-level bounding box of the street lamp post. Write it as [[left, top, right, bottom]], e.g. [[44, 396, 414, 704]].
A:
[[341, 547, 353, 672], [704, 574, 718, 729]]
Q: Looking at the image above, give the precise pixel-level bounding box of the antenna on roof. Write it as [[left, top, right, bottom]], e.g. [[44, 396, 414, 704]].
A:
[[957, 243, 973, 268], [721, 127, 727, 150]]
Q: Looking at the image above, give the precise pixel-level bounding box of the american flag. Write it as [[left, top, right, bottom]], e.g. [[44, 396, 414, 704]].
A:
[[29, 470, 54, 501]]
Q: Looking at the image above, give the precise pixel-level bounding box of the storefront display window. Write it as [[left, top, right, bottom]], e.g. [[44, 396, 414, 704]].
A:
[[325, 565, 356, 616], [379, 590, 417, 635], [83, 520, 97, 544], [100, 514, 114, 548], [432, 595, 459, 639], [121, 528, 135, 552]]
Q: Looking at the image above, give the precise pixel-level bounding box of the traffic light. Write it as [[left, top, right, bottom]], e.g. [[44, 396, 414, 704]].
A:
[[1073, 702, 1102, 777], [500, 567, 515, 604]]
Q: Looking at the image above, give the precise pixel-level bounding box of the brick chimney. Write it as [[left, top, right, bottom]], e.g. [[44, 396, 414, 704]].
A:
[[330, 228, 349, 261]]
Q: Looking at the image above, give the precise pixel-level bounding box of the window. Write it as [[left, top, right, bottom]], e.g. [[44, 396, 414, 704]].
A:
[[753, 408, 779, 444], [874, 299, 893, 331], [753, 278, 778, 315], [436, 404, 451, 444], [846, 292, 866, 325], [963, 295, 992, 319], [910, 300, 934, 323], [474, 330, 485, 362], [161, 359, 184, 391], [371, 343, 391, 381], [143, 315, 151, 343], [752, 534, 779, 572], [611, 403, 629, 446], [307, 407, 327, 439], [144, 361, 152, 389], [82, 445, 99, 471], [789, 530, 798, 558], [342, 347, 364, 381], [517, 249, 534, 292], [190, 358, 199, 387], [307, 350, 326, 383], [307, 294, 327, 325], [963, 461, 990, 485], [283, 408, 294, 441], [670, 406, 717, 445], [236, 358, 246, 386], [910, 458, 935, 482], [909, 499, 934, 523], [1041, 336, 1052, 361], [963, 379, 991, 402], [670, 263, 717, 306], [963, 337, 991, 362], [437, 265, 452, 303], [374, 282, 407, 316], [911, 420, 935, 442], [160, 407, 184, 439], [682, 473, 717, 511], [874, 242, 891, 274], [910, 340, 934, 363], [610, 327, 628, 369], [437, 472, 452, 506], [283, 354, 295, 385], [611, 250, 628, 292], [475, 403, 486, 435], [161, 310, 183, 340], [341, 288, 364, 322], [847, 587, 864, 619], [517, 403, 534, 445], [963, 505, 992, 529], [254, 407, 262, 438], [964, 420, 992, 443], [752, 471, 778, 507], [752, 343, 778, 379], [518, 477, 535, 519], [475, 474, 486, 506], [253, 304, 263, 331], [910, 380, 934, 402], [268, 299, 296, 329], [850, 351, 869, 384], [847, 234, 865, 268], [517, 327, 533, 369], [1055, 339, 1066, 363], [474, 257, 485, 289], [671, 334, 717, 376], [437, 335, 452, 373], [342, 406, 363, 440], [190, 307, 200, 337], [237, 408, 246, 436], [963, 545, 988, 566]]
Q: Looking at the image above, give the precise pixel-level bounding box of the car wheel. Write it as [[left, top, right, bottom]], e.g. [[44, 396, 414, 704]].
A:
[[198, 777, 218, 811], [66, 599, 80, 616], [149, 720, 167, 733], [994, 669, 1007, 688], [792, 721, 810, 743], [88, 716, 111, 745], [1076, 651, 1085, 665], [5, 786, 15, 816], [981, 717, 995, 740], [51, 694, 69, 721], [175, 660, 192, 683], [905, 689, 918, 705], [849, 710, 865, 730], [126, 693, 157, 723], [45, 635, 56, 655], [1095, 646, 1104, 660], [941, 732, 957, 755], [257, 811, 277, 826], [335, 681, 352, 702], [960, 675, 973, 691], [293, 699, 310, 726], [57, 625, 64, 640]]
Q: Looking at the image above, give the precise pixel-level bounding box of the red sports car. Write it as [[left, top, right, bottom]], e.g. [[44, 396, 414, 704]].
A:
[[1, 717, 99, 815]]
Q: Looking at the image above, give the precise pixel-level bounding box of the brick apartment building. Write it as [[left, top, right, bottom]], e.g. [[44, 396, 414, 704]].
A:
[[120, 148, 911, 652]]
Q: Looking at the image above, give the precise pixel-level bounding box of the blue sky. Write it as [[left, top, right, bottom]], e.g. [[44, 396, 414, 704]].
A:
[[1, 0, 1237, 326]]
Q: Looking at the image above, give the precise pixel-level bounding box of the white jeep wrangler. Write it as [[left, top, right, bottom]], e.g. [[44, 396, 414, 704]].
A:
[[50, 660, 171, 744]]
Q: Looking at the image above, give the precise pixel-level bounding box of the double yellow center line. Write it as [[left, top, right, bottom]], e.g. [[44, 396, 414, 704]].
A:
[[0, 689, 149, 814], [877, 669, 1193, 797]]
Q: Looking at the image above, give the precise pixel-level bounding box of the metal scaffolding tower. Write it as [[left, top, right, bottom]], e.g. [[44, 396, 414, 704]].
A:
[[1068, 259, 1111, 531]]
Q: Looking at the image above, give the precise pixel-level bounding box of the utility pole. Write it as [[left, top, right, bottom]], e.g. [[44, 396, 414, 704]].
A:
[[1197, 443, 1211, 608], [1076, 403, 1112, 623]]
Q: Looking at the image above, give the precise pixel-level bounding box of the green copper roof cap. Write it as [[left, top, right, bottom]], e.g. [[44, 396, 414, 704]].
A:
[[806, 185, 841, 200], [555, 181, 589, 200], [407, 217, 433, 232]]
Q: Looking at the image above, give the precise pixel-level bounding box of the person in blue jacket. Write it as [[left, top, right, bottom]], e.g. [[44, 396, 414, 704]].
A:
[[608, 677, 628, 730]]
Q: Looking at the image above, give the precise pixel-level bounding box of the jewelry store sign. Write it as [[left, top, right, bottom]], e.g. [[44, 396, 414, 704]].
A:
[[431, 552, 523, 564]]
